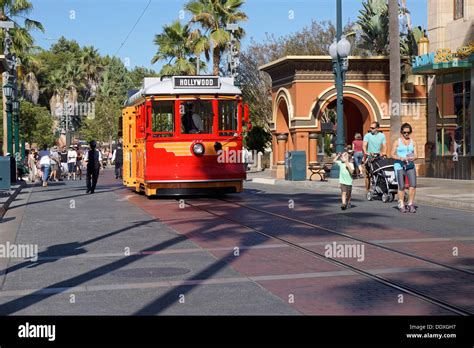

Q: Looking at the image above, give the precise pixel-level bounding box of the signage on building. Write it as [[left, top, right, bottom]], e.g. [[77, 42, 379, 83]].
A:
[[173, 76, 220, 89], [413, 42, 474, 68]]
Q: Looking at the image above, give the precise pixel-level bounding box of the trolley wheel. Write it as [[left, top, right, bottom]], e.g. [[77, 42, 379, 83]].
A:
[[388, 193, 395, 202], [382, 193, 390, 203], [366, 191, 373, 201]]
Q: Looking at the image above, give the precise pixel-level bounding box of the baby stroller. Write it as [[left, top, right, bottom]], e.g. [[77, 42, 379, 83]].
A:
[[365, 155, 398, 203]]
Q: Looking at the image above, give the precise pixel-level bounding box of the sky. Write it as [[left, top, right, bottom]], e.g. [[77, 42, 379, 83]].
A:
[[28, 0, 428, 71]]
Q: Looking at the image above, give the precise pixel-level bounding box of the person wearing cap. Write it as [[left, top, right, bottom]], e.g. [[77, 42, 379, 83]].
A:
[[83, 140, 102, 194]]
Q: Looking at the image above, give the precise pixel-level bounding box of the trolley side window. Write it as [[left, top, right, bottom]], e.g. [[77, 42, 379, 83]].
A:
[[218, 100, 238, 136], [152, 101, 175, 137], [180, 100, 214, 134]]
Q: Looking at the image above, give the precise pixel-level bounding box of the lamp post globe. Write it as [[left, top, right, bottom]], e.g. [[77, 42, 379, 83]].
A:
[[337, 36, 351, 58], [329, 41, 338, 61]]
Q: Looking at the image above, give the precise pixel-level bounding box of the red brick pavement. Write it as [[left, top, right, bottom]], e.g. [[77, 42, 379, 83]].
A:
[[102, 170, 469, 315]]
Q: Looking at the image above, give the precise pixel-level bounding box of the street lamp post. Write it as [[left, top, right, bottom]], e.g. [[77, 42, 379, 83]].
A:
[[3, 82, 14, 155], [329, 0, 351, 178], [12, 99, 19, 157]]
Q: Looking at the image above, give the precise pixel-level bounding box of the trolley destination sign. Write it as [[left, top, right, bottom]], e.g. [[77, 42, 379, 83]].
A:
[[173, 76, 221, 89]]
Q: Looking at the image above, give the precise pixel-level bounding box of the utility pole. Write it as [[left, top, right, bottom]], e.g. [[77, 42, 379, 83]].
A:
[[389, 0, 402, 146]]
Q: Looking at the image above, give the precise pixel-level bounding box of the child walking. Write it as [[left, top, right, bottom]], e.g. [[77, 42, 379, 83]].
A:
[[334, 152, 354, 210]]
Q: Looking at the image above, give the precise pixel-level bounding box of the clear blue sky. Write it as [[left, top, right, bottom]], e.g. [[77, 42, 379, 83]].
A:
[[29, 0, 427, 71]]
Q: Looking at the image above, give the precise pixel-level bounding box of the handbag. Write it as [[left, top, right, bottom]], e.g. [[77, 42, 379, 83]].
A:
[[403, 161, 415, 171]]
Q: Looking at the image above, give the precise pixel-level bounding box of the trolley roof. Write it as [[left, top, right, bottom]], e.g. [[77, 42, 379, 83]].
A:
[[125, 76, 242, 106]]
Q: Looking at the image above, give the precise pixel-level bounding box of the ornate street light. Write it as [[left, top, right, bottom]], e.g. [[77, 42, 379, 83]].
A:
[[329, 0, 351, 179], [3, 82, 13, 99], [3, 82, 14, 155], [12, 99, 20, 158]]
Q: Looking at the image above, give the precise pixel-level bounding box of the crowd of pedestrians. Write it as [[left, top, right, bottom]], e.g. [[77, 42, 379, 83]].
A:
[[23, 141, 123, 193], [334, 122, 418, 214]]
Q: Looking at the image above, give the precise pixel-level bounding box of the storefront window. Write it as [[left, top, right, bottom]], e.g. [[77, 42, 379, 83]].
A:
[[435, 71, 471, 156], [454, 0, 464, 20]]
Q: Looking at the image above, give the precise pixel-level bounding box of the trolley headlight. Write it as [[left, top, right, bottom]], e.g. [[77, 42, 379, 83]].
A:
[[193, 143, 205, 155]]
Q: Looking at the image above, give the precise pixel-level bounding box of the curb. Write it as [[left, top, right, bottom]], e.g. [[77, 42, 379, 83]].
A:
[[0, 181, 27, 219], [250, 178, 474, 212]]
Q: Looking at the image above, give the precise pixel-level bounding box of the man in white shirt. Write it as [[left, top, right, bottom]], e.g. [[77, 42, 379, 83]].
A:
[[38, 145, 51, 187], [67, 145, 78, 181]]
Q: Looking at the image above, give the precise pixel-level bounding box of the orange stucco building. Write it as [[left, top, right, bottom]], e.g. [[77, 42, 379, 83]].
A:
[[259, 56, 427, 179]]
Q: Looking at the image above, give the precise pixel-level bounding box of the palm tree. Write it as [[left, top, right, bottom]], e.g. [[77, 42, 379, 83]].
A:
[[388, 0, 401, 146], [185, 0, 248, 75], [356, 0, 389, 55], [42, 70, 67, 118], [151, 20, 199, 75], [0, 0, 44, 53], [80, 46, 103, 101]]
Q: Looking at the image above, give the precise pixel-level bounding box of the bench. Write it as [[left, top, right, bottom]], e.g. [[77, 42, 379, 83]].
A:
[[308, 162, 332, 181]]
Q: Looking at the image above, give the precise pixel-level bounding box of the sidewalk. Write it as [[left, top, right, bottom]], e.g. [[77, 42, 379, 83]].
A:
[[0, 182, 27, 218], [248, 170, 474, 212]]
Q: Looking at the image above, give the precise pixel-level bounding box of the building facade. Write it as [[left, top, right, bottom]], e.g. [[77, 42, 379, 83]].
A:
[[260, 56, 427, 179], [414, 0, 473, 179]]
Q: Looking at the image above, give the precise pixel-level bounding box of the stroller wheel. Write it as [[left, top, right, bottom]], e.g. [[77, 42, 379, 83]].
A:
[[388, 193, 395, 202], [382, 193, 390, 203], [366, 191, 373, 201]]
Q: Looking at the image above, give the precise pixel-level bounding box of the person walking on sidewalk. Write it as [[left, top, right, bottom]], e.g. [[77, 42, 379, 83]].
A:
[[38, 145, 51, 187], [391, 123, 418, 213], [334, 151, 355, 210], [352, 133, 364, 178], [67, 145, 78, 181], [363, 122, 387, 191], [27, 150, 37, 183], [75, 146, 83, 180], [84, 140, 102, 194], [112, 142, 123, 179]]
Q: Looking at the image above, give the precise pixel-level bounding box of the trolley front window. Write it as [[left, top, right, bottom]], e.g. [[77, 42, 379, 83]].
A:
[[218, 100, 238, 136], [152, 101, 174, 137], [180, 100, 214, 134]]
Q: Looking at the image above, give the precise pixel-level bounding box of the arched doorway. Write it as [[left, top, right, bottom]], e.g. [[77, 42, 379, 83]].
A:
[[320, 96, 373, 146], [275, 97, 293, 151]]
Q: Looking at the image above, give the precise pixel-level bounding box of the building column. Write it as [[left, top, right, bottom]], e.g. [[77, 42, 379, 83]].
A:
[[308, 132, 318, 164], [276, 133, 288, 179]]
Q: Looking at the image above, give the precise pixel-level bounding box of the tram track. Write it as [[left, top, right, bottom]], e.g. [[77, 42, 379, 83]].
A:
[[220, 197, 474, 276], [183, 198, 473, 316]]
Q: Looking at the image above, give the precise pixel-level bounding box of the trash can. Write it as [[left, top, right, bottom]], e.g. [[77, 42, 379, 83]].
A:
[[285, 151, 307, 181], [0, 157, 11, 190], [10, 156, 16, 184]]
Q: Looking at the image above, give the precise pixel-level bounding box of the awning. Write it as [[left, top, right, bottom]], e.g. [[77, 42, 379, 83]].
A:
[[413, 54, 473, 74]]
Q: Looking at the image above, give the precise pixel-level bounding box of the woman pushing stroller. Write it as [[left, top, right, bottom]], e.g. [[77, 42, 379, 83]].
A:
[[391, 123, 418, 213]]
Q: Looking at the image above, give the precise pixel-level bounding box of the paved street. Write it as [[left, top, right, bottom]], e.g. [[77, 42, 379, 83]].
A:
[[0, 169, 473, 315]]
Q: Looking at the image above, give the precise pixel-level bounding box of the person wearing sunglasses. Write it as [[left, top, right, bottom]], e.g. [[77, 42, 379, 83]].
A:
[[391, 123, 418, 213], [363, 121, 387, 191]]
